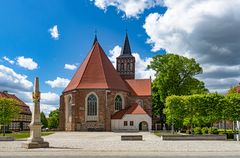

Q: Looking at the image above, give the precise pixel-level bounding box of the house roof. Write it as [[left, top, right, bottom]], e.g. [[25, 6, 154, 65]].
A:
[[111, 103, 148, 119], [0, 91, 31, 115], [125, 79, 151, 96], [64, 41, 129, 92]]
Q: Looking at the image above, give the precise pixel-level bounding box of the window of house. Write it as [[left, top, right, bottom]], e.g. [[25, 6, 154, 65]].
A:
[[115, 95, 122, 111], [137, 99, 144, 107], [130, 121, 134, 126], [124, 121, 128, 126], [87, 94, 97, 116]]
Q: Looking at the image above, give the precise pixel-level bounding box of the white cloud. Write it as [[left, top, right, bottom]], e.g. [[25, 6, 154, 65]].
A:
[[108, 45, 155, 79], [0, 64, 33, 92], [2, 56, 15, 64], [64, 64, 77, 70], [143, 0, 240, 93], [45, 77, 70, 88], [0, 64, 59, 115], [16, 56, 38, 70], [91, 0, 163, 18], [41, 92, 59, 105], [16, 92, 59, 116], [49, 25, 60, 40]]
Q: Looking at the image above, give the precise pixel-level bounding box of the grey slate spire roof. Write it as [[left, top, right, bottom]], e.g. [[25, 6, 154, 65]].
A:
[[120, 33, 132, 56]]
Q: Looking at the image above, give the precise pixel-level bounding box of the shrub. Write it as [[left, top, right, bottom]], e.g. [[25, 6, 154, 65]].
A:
[[186, 129, 192, 134], [208, 127, 218, 134], [201, 127, 208, 135], [193, 127, 201, 135]]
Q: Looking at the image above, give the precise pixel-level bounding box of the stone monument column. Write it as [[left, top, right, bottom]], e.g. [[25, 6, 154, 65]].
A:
[[22, 77, 49, 148]]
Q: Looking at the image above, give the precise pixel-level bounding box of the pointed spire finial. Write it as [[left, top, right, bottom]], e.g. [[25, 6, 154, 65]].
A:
[[93, 29, 98, 45]]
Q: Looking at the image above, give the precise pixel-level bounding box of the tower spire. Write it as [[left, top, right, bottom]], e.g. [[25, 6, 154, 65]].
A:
[[116, 32, 135, 80], [93, 30, 98, 45], [121, 33, 132, 56]]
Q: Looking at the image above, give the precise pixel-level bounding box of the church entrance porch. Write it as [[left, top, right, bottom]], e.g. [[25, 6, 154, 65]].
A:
[[139, 121, 148, 131]]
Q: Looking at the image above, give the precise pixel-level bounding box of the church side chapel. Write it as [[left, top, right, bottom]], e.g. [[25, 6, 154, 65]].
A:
[[59, 33, 152, 131]]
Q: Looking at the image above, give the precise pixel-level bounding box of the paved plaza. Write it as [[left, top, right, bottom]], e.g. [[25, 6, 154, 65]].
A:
[[1, 132, 240, 157]]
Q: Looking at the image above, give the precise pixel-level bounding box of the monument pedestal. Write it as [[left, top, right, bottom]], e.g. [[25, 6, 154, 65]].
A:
[[22, 124, 49, 149], [22, 141, 49, 149], [21, 77, 49, 149]]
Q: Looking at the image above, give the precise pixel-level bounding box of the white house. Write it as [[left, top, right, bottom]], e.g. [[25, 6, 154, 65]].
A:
[[111, 103, 152, 131]]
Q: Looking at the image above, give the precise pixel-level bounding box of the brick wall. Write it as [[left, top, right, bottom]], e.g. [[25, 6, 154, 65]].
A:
[[59, 89, 152, 131]]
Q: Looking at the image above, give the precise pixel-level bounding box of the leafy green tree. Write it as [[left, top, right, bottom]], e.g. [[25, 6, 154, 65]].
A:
[[226, 86, 238, 95], [0, 98, 20, 136], [148, 54, 208, 119], [40, 112, 48, 128], [48, 109, 59, 129], [226, 94, 240, 121], [148, 54, 208, 103], [165, 93, 227, 132], [152, 82, 165, 117]]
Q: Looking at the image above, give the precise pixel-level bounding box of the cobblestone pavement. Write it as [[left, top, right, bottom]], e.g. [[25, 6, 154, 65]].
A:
[[1, 132, 240, 153]]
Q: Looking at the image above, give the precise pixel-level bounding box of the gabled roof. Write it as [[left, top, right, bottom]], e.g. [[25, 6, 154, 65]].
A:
[[111, 103, 148, 119], [125, 79, 151, 96], [0, 91, 31, 115], [120, 33, 132, 56], [64, 41, 130, 92]]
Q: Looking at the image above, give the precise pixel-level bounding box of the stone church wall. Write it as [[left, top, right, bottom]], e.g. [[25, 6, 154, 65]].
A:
[[59, 89, 130, 131]]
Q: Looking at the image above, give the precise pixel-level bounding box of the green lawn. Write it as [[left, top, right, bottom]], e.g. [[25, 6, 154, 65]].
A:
[[3, 131, 54, 139]]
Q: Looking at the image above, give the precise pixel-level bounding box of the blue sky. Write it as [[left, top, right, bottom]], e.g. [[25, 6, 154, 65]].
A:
[[1, 0, 240, 114]]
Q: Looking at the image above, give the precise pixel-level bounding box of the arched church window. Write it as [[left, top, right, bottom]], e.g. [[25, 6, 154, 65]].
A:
[[115, 95, 122, 111], [87, 94, 97, 116]]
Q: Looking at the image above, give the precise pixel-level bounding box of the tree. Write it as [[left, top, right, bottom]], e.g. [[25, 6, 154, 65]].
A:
[[165, 93, 227, 132], [0, 98, 20, 136], [148, 54, 208, 121], [226, 94, 240, 121], [226, 86, 238, 96], [48, 109, 59, 129], [148, 54, 208, 103], [40, 112, 48, 128]]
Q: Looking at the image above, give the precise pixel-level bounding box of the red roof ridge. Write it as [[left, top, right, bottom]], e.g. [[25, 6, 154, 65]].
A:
[[76, 42, 99, 90], [98, 42, 109, 88], [64, 40, 129, 92], [111, 103, 147, 119], [64, 43, 96, 92]]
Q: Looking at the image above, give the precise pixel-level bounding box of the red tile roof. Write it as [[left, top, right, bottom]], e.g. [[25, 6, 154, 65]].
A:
[[125, 79, 151, 96], [111, 103, 147, 119], [0, 91, 31, 115], [64, 41, 129, 92]]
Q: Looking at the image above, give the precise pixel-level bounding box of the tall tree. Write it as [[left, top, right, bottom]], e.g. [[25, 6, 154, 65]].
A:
[[0, 98, 20, 136], [149, 54, 208, 103], [40, 112, 48, 128], [48, 109, 59, 129]]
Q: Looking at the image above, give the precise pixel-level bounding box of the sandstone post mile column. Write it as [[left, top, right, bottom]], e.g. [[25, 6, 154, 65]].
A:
[[22, 77, 49, 148]]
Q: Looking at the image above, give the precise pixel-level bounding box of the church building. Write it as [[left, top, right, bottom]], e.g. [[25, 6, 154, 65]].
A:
[[59, 34, 152, 131]]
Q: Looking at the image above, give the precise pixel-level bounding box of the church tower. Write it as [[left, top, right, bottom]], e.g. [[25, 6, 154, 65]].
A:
[[116, 33, 135, 80]]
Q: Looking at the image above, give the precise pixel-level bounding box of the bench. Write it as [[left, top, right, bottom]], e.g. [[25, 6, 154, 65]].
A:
[[161, 135, 227, 141], [121, 135, 143, 141]]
